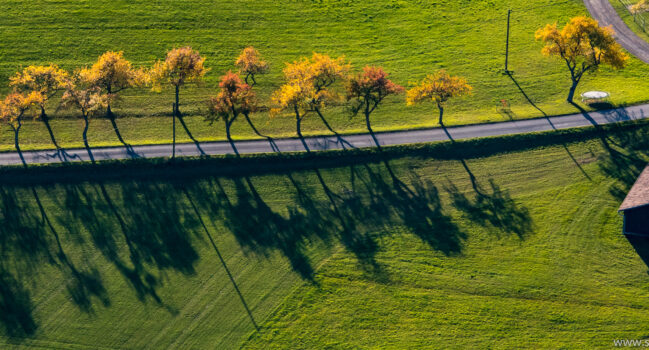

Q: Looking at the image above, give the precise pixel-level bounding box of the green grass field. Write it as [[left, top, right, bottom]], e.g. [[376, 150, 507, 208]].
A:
[[0, 0, 649, 151], [0, 122, 648, 348]]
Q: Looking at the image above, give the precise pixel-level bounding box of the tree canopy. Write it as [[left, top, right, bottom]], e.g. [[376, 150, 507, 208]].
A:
[[271, 52, 349, 117], [347, 65, 404, 115], [535, 16, 628, 102], [207, 71, 257, 122], [60, 73, 108, 118], [406, 70, 471, 107], [0, 92, 43, 128], [235, 46, 269, 86], [631, 0, 649, 14], [9, 65, 68, 102], [80, 51, 146, 94], [150, 46, 208, 90]]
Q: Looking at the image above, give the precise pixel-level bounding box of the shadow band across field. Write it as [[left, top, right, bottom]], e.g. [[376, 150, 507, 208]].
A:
[[8, 107, 649, 342], [0, 141, 536, 341]]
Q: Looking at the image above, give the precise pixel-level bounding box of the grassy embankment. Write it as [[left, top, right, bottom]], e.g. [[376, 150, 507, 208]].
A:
[[0, 0, 648, 152]]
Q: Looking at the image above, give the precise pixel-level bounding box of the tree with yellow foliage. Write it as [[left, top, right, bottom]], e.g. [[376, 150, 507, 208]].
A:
[[81, 51, 146, 115], [150, 46, 208, 159], [0, 91, 43, 166], [235, 46, 269, 86], [206, 71, 257, 155], [536, 16, 628, 103], [631, 0, 649, 14], [346, 66, 403, 145], [60, 73, 108, 163], [271, 53, 349, 151], [80, 51, 146, 150], [9, 65, 69, 151], [406, 70, 472, 126]]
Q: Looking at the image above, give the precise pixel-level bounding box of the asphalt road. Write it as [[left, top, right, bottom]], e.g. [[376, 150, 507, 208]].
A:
[[1, 104, 647, 166], [584, 0, 649, 63]]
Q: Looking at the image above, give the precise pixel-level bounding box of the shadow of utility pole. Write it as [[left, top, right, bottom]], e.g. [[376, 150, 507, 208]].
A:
[[183, 188, 259, 331], [505, 72, 591, 180]]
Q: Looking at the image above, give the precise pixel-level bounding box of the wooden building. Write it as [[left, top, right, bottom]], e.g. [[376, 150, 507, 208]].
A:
[[619, 166, 649, 236]]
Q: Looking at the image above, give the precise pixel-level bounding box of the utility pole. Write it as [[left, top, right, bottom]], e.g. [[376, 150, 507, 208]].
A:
[[504, 9, 512, 74]]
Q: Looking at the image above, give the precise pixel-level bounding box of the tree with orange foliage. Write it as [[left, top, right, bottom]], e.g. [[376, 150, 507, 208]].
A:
[[536, 16, 628, 103], [346, 66, 403, 145], [0, 91, 43, 166], [235, 46, 269, 86], [150, 47, 208, 159], [271, 53, 349, 151], [9, 65, 69, 151], [206, 71, 257, 154], [60, 73, 108, 163], [406, 70, 471, 126]]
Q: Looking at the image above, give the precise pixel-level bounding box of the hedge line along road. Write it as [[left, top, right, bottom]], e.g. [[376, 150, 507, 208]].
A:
[[583, 0, 649, 63], [0, 103, 647, 166]]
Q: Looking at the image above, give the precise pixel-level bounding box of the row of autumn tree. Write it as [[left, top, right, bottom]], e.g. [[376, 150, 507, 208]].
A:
[[0, 16, 629, 162]]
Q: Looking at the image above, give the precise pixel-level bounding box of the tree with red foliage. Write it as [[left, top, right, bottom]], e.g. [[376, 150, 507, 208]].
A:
[[206, 71, 256, 155], [346, 66, 403, 146]]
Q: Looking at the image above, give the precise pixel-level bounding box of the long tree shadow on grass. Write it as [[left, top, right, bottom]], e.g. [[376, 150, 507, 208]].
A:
[[204, 136, 330, 280], [53, 180, 199, 307], [39, 114, 81, 162], [580, 106, 649, 200], [204, 176, 324, 281], [0, 184, 108, 338], [0, 187, 49, 337], [0, 269, 35, 338], [355, 160, 466, 255], [439, 125, 533, 238], [177, 115, 206, 156], [217, 130, 382, 279], [290, 170, 386, 277], [242, 113, 280, 152], [33, 185, 109, 313], [105, 111, 140, 158], [597, 120, 649, 200], [506, 73, 591, 180], [0, 178, 204, 338], [182, 186, 260, 330], [313, 107, 355, 150]]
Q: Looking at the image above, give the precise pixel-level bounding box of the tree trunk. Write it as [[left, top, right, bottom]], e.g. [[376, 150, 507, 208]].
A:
[[243, 112, 279, 152], [365, 111, 380, 149], [437, 103, 444, 126], [567, 78, 579, 103], [108, 110, 129, 147], [314, 106, 336, 134], [41, 107, 61, 150], [173, 85, 179, 160], [13, 120, 27, 168], [364, 112, 372, 133], [244, 112, 263, 137], [82, 114, 95, 164], [225, 120, 239, 156], [295, 106, 309, 152], [177, 113, 205, 155]]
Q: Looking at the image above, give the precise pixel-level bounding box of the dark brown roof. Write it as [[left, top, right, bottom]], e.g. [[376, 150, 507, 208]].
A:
[[619, 165, 649, 211]]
